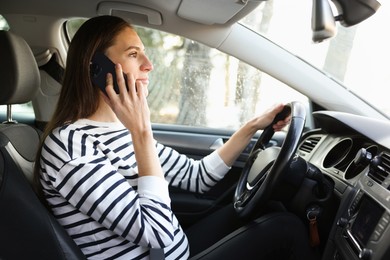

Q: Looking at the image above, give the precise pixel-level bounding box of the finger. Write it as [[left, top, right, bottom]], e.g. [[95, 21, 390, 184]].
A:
[[273, 103, 285, 115], [273, 117, 290, 130], [125, 73, 137, 96], [102, 91, 112, 107], [105, 73, 117, 100], [135, 80, 145, 97], [273, 123, 286, 132], [273, 103, 291, 123], [115, 63, 128, 95]]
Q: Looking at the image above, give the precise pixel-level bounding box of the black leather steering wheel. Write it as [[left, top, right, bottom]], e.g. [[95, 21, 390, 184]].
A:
[[234, 101, 306, 218]]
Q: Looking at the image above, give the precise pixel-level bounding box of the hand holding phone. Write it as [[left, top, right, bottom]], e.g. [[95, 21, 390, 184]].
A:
[[90, 52, 128, 95]]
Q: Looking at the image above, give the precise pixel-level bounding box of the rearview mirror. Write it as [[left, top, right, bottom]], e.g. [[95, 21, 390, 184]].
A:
[[311, 0, 381, 43], [312, 0, 336, 43]]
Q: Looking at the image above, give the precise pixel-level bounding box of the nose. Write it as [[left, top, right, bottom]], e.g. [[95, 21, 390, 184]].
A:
[[141, 54, 153, 72]]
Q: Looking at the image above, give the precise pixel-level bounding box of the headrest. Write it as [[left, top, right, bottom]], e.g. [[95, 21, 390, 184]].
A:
[[0, 30, 40, 105]]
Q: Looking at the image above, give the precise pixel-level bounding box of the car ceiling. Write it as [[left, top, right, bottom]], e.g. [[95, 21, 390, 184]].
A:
[[0, 0, 261, 37], [1, 0, 387, 120], [0, 0, 265, 59]]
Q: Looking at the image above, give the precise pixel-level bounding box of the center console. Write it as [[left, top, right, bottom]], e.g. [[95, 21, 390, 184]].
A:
[[331, 185, 390, 260]]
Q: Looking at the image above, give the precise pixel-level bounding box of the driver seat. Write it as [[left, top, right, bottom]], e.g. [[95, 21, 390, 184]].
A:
[[0, 30, 85, 259]]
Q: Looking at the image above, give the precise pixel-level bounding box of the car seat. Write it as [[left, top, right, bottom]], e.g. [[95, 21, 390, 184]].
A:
[[0, 30, 85, 260]]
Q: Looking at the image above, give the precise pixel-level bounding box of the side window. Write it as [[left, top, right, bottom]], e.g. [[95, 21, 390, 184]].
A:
[[0, 15, 10, 30], [65, 18, 87, 41], [136, 26, 307, 129], [65, 19, 308, 130]]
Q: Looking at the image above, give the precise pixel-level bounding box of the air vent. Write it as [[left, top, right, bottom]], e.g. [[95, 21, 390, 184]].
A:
[[368, 152, 390, 186], [299, 136, 322, 154]]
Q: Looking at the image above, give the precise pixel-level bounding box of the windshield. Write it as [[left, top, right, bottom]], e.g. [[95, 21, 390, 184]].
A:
[[240, 0, 389, 118]]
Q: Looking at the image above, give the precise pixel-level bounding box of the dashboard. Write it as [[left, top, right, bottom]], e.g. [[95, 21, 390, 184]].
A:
[[297, 111, 390, 260]]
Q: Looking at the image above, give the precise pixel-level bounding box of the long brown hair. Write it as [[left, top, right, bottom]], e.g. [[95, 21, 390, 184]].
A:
[[33, 15, 133, 193]]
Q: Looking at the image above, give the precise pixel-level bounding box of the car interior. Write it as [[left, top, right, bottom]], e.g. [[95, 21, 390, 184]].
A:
[[0, 0, 389, 260]]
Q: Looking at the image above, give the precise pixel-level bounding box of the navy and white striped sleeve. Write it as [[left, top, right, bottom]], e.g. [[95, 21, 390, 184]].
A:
[[157, 142, 231, 194]]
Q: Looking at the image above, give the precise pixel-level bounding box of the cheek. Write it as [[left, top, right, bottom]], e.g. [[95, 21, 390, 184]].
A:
[[121, 63, 136, 74], [119, 58, 138, 73]]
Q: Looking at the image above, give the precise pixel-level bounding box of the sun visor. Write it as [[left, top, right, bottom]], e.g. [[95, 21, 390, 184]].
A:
[[177, 0, 264, 25]]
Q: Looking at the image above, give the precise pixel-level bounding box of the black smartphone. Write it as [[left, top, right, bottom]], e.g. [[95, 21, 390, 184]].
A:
[[90, 52, 128, 95]]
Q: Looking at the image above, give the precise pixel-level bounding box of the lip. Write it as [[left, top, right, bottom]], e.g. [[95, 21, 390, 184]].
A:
[[137, 79, 149, 85]]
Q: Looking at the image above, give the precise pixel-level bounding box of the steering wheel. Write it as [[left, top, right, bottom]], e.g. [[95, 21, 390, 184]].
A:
[[234, 101, 306, 218]]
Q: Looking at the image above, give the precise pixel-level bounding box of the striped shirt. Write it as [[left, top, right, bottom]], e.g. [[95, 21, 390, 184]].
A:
[[39, 119, 230, 259]]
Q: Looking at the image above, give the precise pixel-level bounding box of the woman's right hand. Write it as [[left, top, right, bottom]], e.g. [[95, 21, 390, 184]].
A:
[[103, 63, 152, 135], [102, 63, 164, 178]]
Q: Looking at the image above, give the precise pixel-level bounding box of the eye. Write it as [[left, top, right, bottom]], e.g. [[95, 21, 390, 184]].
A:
[[129, 52, 137, 58]]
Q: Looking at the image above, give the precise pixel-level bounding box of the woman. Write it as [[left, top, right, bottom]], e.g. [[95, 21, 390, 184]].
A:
[[34, 15, 290, 259]]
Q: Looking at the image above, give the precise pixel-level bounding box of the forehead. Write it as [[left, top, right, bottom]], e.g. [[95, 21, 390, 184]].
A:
[[113, 27, 144, 50]]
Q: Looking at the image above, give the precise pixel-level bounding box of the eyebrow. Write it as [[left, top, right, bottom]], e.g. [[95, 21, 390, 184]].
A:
[[125, 45, 145, 52]]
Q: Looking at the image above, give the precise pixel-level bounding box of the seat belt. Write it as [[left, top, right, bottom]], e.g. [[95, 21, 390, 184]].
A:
[[150, 248, 165, 260]]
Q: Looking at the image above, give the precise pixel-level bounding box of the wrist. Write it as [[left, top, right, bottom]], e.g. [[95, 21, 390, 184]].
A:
[[131, 128, 154, 144], [245, 117, 260, 135], [126, 120, 153, 137]]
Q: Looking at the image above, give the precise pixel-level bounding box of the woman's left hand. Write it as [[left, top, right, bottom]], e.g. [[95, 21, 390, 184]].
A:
[[252, 103, 291, 132]]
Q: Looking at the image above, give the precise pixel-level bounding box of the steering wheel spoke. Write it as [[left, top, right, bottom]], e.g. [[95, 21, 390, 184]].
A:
[[234, 188, 251, 208], [247, 168, 269, 190]]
